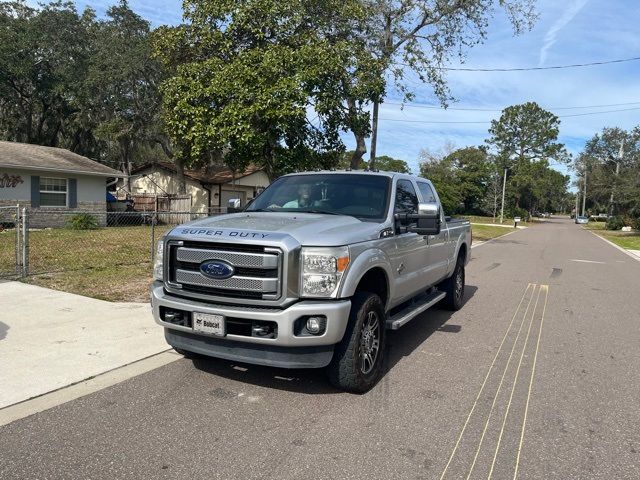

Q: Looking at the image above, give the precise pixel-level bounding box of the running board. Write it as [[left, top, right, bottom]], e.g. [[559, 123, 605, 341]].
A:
[[386, 290, 446, 330]]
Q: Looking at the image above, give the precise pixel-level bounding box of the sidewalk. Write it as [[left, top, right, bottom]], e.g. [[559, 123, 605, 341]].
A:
[[0, 281, 170, 409]]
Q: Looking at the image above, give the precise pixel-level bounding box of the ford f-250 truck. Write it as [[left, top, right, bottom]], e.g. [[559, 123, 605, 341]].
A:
[[151, 171, 471, 392]]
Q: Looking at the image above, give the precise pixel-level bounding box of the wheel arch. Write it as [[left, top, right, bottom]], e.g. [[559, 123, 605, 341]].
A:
[[339, 250, 392, 310]]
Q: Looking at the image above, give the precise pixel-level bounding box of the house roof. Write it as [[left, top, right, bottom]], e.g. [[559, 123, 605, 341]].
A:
[[0, 141, 123, 177], [133, 162, 264, 185]]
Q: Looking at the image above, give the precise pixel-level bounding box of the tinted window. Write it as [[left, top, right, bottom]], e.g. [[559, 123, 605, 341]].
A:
[[417, 182, 436, 203], [394, 179, 418, 214], [247, 174, 391, 220]]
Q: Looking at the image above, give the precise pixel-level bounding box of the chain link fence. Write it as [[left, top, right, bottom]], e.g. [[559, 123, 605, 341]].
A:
[[0, 205, 21, 279], [1, 208, 223, 301]]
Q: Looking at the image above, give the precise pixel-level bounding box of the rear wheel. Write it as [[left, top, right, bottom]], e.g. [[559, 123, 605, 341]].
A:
[[328, 291, 386, 393], [441, 255, 465, 311]]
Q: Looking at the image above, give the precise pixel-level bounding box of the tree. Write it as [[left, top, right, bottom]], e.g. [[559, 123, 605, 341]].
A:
[[579, 127, 640, 216], [0, 0, 168, 188], [154, 0, 379, 182], [355, 0, 537, 169], [88, 1, 164, 188], [486, 102, 570, 210], [419, 146, 490, 215], [375, 155, 412, 173], [0, 1, 96, 152], [338, 151, 411, 172]]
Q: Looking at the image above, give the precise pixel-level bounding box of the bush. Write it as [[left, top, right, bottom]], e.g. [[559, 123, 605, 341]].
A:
[[605, 215, 624, 231], [508, 207, 529, 221], [66, 213, 99, 230]]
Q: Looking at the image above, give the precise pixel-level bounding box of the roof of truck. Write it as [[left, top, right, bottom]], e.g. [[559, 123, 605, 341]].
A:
[[282, 170, 421, 180]]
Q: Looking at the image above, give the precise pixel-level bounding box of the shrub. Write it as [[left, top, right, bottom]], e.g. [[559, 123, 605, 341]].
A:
[[605, 215, 624, 231], [66, 213, 99, 230], [509, 207, 529, 221]]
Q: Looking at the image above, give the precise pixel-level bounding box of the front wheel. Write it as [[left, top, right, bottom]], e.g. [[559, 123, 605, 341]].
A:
[[328, 291, 386, 393]]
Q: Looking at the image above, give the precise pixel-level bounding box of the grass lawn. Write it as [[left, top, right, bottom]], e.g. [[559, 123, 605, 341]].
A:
[[461, 215, 537, 226], [583, 221, 606, 230], [472, 224, 516, 243], [25, 264, 152, 302], [0, 229, 18, 276], [0, 224, 173, 302], [596, 230, 640, 250]]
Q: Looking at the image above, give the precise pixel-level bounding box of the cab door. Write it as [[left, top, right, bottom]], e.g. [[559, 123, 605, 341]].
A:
[[417, 181, 450, 283], [389, 179, 429, 305]]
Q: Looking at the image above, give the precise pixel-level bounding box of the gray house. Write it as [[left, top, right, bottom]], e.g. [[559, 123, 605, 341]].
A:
[[0, 141, 122, 227]]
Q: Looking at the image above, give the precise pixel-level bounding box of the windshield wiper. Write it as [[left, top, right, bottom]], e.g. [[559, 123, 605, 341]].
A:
[[297, 209, 344, 216]]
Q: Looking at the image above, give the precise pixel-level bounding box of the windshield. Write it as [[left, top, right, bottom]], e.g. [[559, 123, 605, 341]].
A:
[[247, 174, 391, 221]]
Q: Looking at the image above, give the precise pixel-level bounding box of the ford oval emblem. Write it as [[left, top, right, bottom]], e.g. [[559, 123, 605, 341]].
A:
[[199, 260, 235, 280]]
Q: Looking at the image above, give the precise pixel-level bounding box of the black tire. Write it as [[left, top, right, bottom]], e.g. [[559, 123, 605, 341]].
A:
[[328, 291, 386, 393], [441, 254, 465, 311]]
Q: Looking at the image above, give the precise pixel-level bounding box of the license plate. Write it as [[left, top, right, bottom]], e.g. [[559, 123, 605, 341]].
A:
[[193, 312, 225, 337]]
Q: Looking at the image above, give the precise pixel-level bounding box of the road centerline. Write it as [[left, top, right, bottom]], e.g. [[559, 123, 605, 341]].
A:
[[487, 285, 546, 479], [465, 285, 538, 480], [439, 283, 535, 480], [513, 285, 549, 479]]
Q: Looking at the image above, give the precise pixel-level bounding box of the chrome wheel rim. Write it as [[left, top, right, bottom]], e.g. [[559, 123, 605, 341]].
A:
[[455, 267, 464, 301], [359, 310, 380, 375]]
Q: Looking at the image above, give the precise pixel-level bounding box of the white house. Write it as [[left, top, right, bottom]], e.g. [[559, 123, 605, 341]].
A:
[[0, 141, 123, 226]]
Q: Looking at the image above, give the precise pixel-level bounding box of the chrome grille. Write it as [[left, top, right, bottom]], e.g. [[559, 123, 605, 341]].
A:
[[166, 241, 282, 301], [175, 269, 277, 292], [176, 248, 278, 268]]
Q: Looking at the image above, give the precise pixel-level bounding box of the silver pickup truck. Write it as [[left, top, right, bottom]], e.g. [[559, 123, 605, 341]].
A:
[[151, 171, 471, 392]]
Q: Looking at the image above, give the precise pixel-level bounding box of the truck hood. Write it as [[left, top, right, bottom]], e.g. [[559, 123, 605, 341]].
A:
[[170, 212, 385, 246]]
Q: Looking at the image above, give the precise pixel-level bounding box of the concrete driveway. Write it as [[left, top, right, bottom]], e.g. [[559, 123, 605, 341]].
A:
[[0, 281, 170, 408]]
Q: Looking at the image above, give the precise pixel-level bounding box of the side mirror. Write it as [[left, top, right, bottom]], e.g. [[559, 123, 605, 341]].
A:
[[408, 202, 441, 235]]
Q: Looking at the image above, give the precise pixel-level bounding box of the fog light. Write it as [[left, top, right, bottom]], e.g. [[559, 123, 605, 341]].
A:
[[306, 316, 323, 335]]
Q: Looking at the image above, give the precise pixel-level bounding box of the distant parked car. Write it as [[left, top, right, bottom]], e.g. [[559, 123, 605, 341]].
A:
[[575, 216, 589, 224]]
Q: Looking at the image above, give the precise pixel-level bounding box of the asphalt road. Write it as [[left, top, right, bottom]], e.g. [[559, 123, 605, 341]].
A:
[[1, 217, 639, 480]]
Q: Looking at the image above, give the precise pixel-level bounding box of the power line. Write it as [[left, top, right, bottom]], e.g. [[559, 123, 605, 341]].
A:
[[384, 100, 640, 112], [430, 56, 640, 72], [558, 106, 640, 118], [379, 106, 640, 125]]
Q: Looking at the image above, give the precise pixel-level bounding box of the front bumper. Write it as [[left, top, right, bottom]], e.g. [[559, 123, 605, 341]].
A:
[[151, 283, 351, 348]]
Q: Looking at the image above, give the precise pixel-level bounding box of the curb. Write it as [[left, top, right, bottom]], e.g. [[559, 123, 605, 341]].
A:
[[471, 228, 520, 249], [584, 229, 640, 263]]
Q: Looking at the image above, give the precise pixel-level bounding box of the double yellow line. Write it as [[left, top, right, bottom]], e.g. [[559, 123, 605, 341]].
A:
[[439, 283, 549, 480]]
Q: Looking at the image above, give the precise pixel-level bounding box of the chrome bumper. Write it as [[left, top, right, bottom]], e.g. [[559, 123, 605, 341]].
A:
[[151, 283, 351, 347]]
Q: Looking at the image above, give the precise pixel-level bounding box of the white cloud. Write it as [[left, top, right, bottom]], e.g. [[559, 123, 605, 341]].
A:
[[539, 0, 590, 65]]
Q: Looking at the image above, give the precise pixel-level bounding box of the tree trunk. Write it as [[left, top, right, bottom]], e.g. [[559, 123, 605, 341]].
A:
[[346, 97, 366, 169], [174, 156, 187, 195], [350, 134, 367, 170]]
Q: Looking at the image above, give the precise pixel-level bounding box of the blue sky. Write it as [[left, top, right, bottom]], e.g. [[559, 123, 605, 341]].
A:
[[65, 0, 640, 180]]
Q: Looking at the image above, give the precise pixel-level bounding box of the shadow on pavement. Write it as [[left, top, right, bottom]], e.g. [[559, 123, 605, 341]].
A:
[[190, 285, 478, 395], [384, 285, 477, 375], [191, 354, 341, 395], [0, 321, 8, 341]]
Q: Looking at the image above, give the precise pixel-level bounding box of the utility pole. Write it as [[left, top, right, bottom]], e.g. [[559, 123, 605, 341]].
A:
[[575, 187, 580, 219], [499, 168, 507, 224], [609, 139, 623, 216], [581, 169, 587, 217], [369, 101, 379, 170]]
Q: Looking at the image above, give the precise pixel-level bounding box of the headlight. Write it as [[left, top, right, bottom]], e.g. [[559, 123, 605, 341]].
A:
[[301, 247, 349, 298], [153, 239, 164, 281]]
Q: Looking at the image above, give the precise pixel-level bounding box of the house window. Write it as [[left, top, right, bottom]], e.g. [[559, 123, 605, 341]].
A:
[[40, 177, 68, 207]]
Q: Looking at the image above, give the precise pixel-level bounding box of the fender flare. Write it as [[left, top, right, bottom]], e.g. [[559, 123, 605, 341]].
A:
[[338, 248, 394, 309]]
